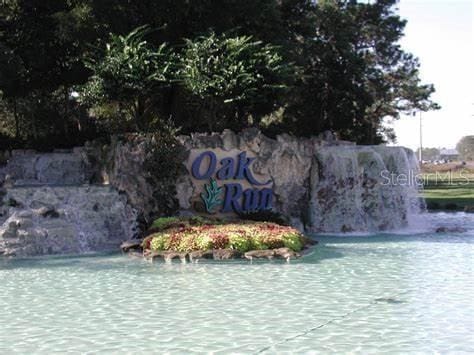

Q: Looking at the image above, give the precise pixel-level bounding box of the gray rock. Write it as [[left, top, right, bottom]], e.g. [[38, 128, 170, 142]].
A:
[[213, 249, 241, 260], [188, 249, 214, 262], [273, 247, 300, 261], [0, 186, 137, 257], [120, 239, 143, 252], [244, 249, 275, 261]]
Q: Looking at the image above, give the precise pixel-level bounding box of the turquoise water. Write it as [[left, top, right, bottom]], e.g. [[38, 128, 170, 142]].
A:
[[1, 213, 473, 354]]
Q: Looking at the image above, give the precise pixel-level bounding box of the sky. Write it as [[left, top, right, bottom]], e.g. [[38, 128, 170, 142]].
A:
[[388, 0, 473, 151]]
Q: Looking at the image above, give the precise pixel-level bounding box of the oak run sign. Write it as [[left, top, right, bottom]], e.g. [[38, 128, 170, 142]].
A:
[[190, 150, 274, 214]]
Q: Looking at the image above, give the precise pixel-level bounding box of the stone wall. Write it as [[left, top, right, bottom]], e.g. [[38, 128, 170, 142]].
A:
[[0, 147, 137, 257], [173, 129, 422, 232], [0, 129, 423, 256], [175, 129, 354, 229]]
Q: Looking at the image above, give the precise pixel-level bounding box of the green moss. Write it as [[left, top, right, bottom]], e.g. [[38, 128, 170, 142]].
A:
[[149, 215, 225, 232], [150, 217, 181, 231]]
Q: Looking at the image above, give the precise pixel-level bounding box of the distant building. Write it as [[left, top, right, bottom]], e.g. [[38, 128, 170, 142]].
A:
[[439, 149, 459, 161]]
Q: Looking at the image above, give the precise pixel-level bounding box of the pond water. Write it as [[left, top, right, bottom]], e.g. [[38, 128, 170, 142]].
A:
[[1, 212, 473, 354]]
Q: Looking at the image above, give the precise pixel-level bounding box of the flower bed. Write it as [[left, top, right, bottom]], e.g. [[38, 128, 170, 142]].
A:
[[134, 216, 315, 262]]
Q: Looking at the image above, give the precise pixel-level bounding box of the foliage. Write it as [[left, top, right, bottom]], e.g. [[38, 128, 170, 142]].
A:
[[150, 234, 168, 251], [144, 217, 306, 253], [0, 0, 97, 147], [456, 136, 474, 161], [142, 128, 187, 217], [281, 0, 439, 143], [416, 147, 440, 162], [0, 0, 439, 147], [150, 216, 181, 231], [227, 233, 253, 253], [81, 26, 178, 132], [177, 32, 293, 132], [282, 233, 304, 252]]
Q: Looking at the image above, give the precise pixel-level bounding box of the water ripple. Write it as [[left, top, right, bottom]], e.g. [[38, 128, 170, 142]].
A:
[[0, 213, 473, 353]]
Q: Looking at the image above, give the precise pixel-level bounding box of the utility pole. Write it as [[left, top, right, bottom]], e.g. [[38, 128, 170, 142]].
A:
[[419, 111, 423, 163]]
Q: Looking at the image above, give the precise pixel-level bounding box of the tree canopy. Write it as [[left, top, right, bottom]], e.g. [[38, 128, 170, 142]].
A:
[[456, 136, 474, 161], [0, 0, 439, 149]]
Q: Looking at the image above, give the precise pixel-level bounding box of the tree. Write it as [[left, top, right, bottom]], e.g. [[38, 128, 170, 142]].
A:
[[1, 0, 440, 147], [415, 147, 440, 162], [81, 26, 178, 133], [282, 0, 439, 143], [0, 0, 96, 145], [177, 32, 293, 132], [456, 136, 474, 161]]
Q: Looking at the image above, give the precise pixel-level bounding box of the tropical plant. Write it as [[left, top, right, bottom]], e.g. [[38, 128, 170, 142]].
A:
[[178, 32, 293, 132], [82, 26, 178, 132]]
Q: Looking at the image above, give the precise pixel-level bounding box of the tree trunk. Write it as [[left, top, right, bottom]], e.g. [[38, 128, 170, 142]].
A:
[[135, 97, 146, 132], [63, 87, 69, 138], [13, 98, 19, 139]]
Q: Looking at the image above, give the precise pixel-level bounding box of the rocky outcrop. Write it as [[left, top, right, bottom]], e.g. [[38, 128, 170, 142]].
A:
[[0, 129, 424, 257], [143, 247, 302, 263], [0, 186, 136, 257], [176, 129, 356, 229], [84, 136, 157, 223], [3, 148, 94, 186], [175, 129, 423, 233]]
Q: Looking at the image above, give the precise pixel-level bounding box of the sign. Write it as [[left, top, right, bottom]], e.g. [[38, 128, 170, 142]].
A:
[[189, 150, 273, 214]]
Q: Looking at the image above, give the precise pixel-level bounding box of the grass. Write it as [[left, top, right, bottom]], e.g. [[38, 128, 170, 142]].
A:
[[421, 166, 474, 211]]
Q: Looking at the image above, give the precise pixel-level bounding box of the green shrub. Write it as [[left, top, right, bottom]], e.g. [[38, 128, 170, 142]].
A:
[[260, 235, 285, 249], [150, 234, 168, 251], [282, 233, 304, 252], [142, 217, 308, 254], [176, 234, 196, 252], [228, 233, 252, 252], [426, 201, 441, 210], [195, 234, 213, 250], [150, 217, 181, 231], [251, 236, 269, 250]]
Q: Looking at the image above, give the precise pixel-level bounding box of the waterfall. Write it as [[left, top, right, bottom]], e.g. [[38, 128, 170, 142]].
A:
[[0, 134, 428, 256], [308, 145, 425, 233], [0, 150, 137, 257]]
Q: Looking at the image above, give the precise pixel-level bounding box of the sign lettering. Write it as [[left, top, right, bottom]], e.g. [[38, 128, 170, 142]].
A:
[[190, 150, 273, 214]]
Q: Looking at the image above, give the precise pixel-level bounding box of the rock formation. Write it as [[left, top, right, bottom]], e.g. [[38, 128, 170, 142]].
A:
[[175, 129, 424, 233], [0, 129, 424, 256], [0, 150, 137, 257]]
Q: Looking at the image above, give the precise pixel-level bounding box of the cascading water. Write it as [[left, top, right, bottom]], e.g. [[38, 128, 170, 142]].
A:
[[308, 145, 425, 233], [0, 150, 137, 257], [0, 134, 429, 256]]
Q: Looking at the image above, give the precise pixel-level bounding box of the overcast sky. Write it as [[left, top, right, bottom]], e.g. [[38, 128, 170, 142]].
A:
[[389, 0, 473, 151]]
